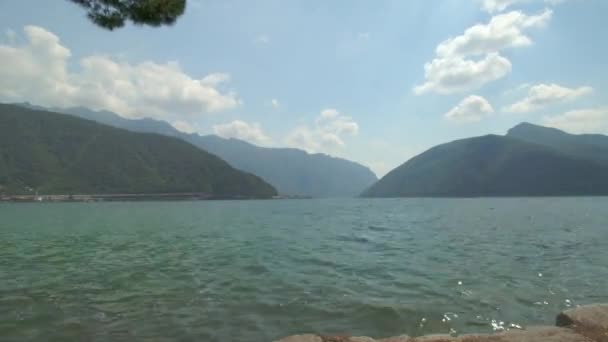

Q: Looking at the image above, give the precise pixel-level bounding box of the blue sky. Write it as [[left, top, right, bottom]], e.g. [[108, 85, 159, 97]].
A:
[[1, 0, 607, 176]]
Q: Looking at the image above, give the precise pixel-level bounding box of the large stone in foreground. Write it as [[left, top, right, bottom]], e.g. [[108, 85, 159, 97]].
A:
[[277, 335, 323, 342], [459, 327, 593, 342], [557, 304, 608, 342], [277, 327, 592, 342], [277, 304, 608, 342]]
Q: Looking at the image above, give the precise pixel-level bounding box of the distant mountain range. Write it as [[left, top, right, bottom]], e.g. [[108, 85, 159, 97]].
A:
[[10, 102, 600, 198], [16, 103, 378, 197], [363, 123, 608, 197], [0, 104, 277, 198]]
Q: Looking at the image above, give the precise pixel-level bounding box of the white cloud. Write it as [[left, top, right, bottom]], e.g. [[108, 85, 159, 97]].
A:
[[505, 83, 593, 113], [367, 161, 389, 177], [319, 108, 340, 120], [481, 0, 522, 12], [414, 53, 512, 95], [415, 9, 551, 95], [213, 120, 272, 146], [542, 108, 608, 134], [253, 34, 271, 45], [271, 98, 280, 109], [171, 120, 197, 134], [0, 26, 240, 121], [437, 9, 552, 57], [480, 0, 565, 13], [285, 108, 359, 152], [201, 73, 231, 86], [445, 95, 494, 122]]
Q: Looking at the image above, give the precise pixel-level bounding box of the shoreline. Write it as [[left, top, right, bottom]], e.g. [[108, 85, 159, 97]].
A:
[[277, 304, 608, 342], [0, 192, 312, 202]]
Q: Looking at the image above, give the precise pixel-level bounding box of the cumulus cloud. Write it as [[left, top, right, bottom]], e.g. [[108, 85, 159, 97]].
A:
[[200, 73, 232, 86], [505, 83, 593, 113], [213, 120, 272, 146], [414, 53, 511, 95], [481, 0, 523, 12], [319, 108, 340, 120], [542, 108, 608, 134], [171, 120, 197, 134], [480, 0, 564, 13], [415, 10, 551, 95], [285, 109, 359, 152], [445, 95, 494, 122], [0, 26, 241, 121], [437, 9, 552, 57]]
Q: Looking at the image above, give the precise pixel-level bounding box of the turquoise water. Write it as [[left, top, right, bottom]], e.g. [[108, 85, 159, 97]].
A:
[[1, 198, 607, 341]]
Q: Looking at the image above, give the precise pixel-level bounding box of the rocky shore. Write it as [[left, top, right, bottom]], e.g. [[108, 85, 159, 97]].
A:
[[277, 304, 608, 342]]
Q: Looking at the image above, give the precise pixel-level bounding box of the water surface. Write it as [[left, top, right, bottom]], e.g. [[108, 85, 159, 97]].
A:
[[1, 198, 607, 341]]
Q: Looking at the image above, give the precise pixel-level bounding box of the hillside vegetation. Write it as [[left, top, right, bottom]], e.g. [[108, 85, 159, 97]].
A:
[[44, 105, 378, 197], [0, 104, 277, 197], [362, 132, 608, 197]]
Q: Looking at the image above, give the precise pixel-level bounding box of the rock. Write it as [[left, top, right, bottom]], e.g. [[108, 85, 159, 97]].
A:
[[321, 336, 352, 342], [410, 335, 454, 342], [275, 303, 608, 342], [457, 327, 592, 342], [277, 327, 592, 342], [277, 334, 323, 342], [556, 304, 608, 342], [378, 335, 411, 342]]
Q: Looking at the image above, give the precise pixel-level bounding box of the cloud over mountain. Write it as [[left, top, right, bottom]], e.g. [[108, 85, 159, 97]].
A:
[[0, 26, 240, 121]]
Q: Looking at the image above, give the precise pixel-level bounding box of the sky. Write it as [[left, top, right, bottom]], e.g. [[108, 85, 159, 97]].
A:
[[0, 0, 607, 176]]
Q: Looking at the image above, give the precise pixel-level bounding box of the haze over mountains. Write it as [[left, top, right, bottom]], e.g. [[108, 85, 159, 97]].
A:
[[363, 123, 608, 198], [0, 104, 276, 198], [17, 103, 378, 198]]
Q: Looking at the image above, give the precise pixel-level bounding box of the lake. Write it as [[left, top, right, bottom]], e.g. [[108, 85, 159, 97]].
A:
[[1, 198, 607, 341]]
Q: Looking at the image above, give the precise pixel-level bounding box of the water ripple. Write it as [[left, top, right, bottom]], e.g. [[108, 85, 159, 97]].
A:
[[1, 198, 607, 341]]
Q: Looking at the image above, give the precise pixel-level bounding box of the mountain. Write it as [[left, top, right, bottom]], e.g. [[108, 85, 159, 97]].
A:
[[193, 135, 377, 197], [362, 133, 608, 197], [0, 104, 277, 197], [507, 122, 608, 164], [22, 104, 378, 197]]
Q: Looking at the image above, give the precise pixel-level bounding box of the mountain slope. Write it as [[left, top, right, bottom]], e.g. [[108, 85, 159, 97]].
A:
[[0, 104, 277, 197], [362, 134, 608, 197], [194, 135, 377, 197], [507, 122, 608, 164], [29, 105, 378, 197]]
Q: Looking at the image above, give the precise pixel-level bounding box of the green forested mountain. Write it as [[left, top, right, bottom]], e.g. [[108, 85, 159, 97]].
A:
[[507, 122, 608, 164], [25, 104, 378, 197], [0, 104, 277, 197], [362, 133, 608, 198]]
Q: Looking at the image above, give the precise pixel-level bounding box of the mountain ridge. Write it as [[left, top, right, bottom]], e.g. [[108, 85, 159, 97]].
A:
[[507, 122, 608, 164], [362, 126, 608, 198], [0, 103, 277, 197], [15, 103, 378, 197]]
